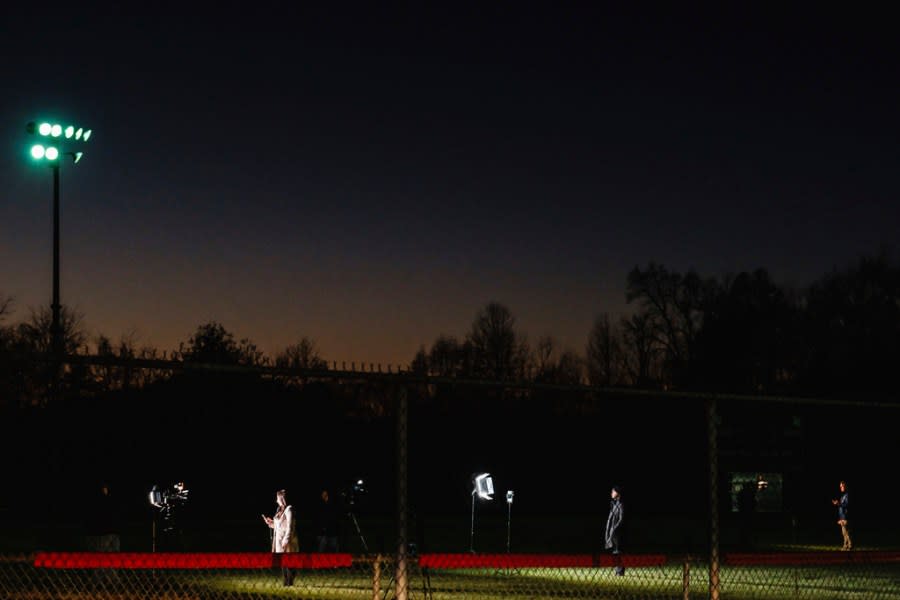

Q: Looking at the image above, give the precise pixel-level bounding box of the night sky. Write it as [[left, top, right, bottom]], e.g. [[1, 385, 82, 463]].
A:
[[2, 3, 898, 367]]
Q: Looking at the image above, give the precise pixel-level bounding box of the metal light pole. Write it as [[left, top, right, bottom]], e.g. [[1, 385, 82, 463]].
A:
[[51, 163, 61, 359], [26, 120, 92, 388]]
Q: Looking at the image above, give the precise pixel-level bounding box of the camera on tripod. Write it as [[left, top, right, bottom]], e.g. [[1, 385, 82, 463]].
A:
[[341, 479, 366, 507], [149, 481, 189, 510]]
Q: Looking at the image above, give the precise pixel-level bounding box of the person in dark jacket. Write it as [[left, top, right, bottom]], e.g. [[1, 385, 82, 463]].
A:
[[314, 489, 341, 552], [737, 481, 757, 549], [604, 485, 625, 576], [831, 480, 852, 550], [84, 481, 122, 585], [85, 481, 121, 551]]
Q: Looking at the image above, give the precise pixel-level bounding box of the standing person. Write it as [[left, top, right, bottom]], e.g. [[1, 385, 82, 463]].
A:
[[84, 481, 121, 586], [85, 481, 122, 552], [314, 488, 341, 552], [604, 485, 625, 576], [737, 481, 757, 549], [831, 480, 852, 550], [262, 489, 299, 586]]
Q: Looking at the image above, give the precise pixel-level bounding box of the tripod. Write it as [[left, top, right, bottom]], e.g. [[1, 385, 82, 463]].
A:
[[348, 510, 369, 552]]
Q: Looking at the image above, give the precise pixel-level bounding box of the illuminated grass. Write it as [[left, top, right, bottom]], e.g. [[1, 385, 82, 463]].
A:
[[199, 564, 900, 599], [6, 563, 899, 599]]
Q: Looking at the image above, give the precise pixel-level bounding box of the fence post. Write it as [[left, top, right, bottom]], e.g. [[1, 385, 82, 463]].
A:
[[682, 555, 691, 600], [395, 385, 409, 600], [706, 396, 721, 600], [373, 554, 381, 600]]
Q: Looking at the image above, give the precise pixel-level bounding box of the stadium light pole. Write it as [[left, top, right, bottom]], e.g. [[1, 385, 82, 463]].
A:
[[26, 121, 91, 362]]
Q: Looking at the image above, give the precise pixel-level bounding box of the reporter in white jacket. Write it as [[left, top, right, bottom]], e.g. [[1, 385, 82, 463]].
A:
[[262, 489, 300, 585]]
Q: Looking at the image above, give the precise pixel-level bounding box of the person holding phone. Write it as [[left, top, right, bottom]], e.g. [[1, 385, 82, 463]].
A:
[[262, 489, 299, 585]]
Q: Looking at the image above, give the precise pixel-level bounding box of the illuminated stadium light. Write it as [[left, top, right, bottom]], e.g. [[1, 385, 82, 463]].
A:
[[23, 116, 94, 367]]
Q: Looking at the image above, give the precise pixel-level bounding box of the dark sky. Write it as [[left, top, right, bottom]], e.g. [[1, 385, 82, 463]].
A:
[[2, 3, 898, 366]]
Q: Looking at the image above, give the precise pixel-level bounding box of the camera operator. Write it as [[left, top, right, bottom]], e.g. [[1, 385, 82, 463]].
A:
[[314, 488, 341, 552], [86, 481, 122, 552]]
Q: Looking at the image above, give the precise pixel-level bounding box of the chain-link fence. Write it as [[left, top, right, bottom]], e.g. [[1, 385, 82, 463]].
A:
[[1, 356, 899, 599], [2, 550, 899, 599]]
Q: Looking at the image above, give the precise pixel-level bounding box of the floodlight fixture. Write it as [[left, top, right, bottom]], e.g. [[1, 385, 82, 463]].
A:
[[31, 144, 46, 159], [44, 146, 60, 161], [474, 473, 494, 500], [75, 127, 83, 140], [51, 124, 62, 137], [73, 151, 83, 163], [39, 122, 52, 136], [149, 485, 164, 507], [82, 129, 92, 142], [64, 125, 74, 139], [470, 472, 495, 553]]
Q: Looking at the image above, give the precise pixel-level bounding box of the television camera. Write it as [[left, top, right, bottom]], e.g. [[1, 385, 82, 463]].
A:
[[340, 479, 366, 507], [149, 481, 189, 510]]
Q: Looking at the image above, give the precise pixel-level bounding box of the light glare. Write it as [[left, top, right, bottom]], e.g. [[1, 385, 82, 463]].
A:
[[50, 124, 62, 137], [64, 126, 75, 138], [82, 129, 92, 142], [45, 147, 60, 160], [38, 123, 52, 136], [31, 145, 46, 159], [75, 128, 83, 140], [475, 473, 494, 500]]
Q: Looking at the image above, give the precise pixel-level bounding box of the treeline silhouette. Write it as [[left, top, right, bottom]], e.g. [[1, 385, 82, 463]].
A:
[[3, 251, 899, 406]]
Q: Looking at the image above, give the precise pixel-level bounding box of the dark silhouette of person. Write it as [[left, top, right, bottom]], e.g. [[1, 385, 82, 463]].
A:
[[314, 489, 341, 552], [737, 481, 757, 549], [84, 481, 122, 586], [85, 481, 122, 552]]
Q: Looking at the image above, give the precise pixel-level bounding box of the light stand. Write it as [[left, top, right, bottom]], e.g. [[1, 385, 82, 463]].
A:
[[505, 490, 514, 553], [469, 491, 476, 553], [469, 473, 493, 553], [148, 486, 163, 552]]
